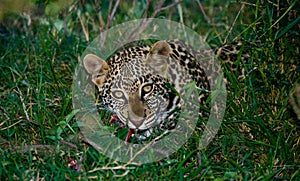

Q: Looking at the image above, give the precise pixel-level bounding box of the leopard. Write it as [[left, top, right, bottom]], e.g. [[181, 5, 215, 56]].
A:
[[83, 39, 246, 142]]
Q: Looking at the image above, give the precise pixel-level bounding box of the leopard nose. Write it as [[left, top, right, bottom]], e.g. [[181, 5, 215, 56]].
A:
[[128, 93, 146, 128], [129, 93, 145, 117], [131, 119, 144, 128], [128, 106, 146, 128]]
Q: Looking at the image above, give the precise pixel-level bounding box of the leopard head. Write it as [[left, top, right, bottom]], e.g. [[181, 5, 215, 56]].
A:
[[83, 41, 181, 130]]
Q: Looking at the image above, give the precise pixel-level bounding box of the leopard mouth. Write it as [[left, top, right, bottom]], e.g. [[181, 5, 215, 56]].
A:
[[110, 114, 152, 143], [125, 128, 136, 143]]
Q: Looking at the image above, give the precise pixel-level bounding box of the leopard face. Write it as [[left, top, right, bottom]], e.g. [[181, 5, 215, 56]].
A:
[[103, 64, 180, 130], [83, 42, 187, 131]]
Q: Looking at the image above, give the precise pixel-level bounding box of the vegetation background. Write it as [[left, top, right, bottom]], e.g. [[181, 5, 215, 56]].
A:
[[0, 0, 299, 180]]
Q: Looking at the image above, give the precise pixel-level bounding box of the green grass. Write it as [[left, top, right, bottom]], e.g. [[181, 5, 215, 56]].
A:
[[0, 0, 299, 180]]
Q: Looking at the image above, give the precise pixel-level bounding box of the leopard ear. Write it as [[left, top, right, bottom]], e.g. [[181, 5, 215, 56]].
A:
[[83, 54, 109, 88], [146, 41, 171, 78], [150, 41, 171, 57]]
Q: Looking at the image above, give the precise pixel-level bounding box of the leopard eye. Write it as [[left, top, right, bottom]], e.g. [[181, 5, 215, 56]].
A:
[[111, 90, 125, 99], [142, 84, 154, 94]]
